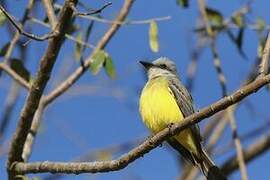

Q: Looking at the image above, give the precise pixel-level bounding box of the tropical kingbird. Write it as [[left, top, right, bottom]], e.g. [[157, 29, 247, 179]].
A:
[[139, 57, 227, 180]]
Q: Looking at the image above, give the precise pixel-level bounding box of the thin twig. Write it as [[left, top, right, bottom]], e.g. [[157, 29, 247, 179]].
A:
[[0, 4, 55, 41], [0, 63, 30, 90], [29, 17, 95, 49], [11, 73, 270, 175], [0, 0, 35, 142], [211, 41, 227, 97], [221, 135, 270, 175], [44, 0, 135, 106], [78, 15, 171, 25], [214, 119, 270, 156], [55, 3, 170, 25], [42, 0, 58, 28], [258, 31, 270, 76], [197, 1, 248, 179], [74, 2, 112, 16], [227, 106, 249, 180]]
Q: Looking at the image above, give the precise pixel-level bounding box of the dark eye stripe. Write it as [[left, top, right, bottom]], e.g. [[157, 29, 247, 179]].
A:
[[159, 64, 167, 69]]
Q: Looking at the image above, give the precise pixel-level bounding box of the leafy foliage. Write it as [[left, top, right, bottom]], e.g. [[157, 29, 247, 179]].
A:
[[89, 50, 116, 79]]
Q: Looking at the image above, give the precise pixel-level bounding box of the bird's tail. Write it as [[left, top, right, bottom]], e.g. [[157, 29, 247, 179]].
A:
[[199, 149, 227, 180]]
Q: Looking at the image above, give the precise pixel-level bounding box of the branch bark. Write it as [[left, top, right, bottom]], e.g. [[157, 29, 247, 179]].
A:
[[6, 1, 78, 179], [11, 73, 270, 175]]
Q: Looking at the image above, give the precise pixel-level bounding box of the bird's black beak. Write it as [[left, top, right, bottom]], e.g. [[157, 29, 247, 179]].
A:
[[139, 61, 154, 70]]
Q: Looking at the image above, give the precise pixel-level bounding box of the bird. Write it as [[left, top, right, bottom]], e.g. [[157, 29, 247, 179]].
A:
[[139, 57, 227, 180]]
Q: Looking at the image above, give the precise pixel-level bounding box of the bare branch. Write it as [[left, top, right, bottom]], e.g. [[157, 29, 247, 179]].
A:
[[221, 135, 270, 175], [42, 0, 58, 28], [0, 63, 30, 90], [7, 1, 78, 179], [210, 41, 227, 97], [74, 2, 112, 16], [227, 106, 249, 180], [29, 17, 96, 49], [0, 4, 55, 41], [78, 15, 171, 25], [11, 74, 270, 175], [258, 31, 270, 76]]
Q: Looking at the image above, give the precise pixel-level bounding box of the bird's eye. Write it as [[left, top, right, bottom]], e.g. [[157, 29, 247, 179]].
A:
[[160, 64, 167, 69]]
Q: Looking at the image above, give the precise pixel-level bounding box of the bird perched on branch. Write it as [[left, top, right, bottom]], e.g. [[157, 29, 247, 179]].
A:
[[139, 57, 227, 180]]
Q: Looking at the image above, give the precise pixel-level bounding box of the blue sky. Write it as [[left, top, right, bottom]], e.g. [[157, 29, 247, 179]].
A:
[[0, 0, 269, 179]]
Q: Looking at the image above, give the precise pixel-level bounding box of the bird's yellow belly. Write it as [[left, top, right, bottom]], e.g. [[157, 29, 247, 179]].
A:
[[139, 77, 198, 154]]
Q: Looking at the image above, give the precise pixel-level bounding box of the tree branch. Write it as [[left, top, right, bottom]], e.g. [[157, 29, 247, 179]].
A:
[[258, 31, 270, 76], [0, 63, 30, 90], [0, 4, 55, 41], [42, 0, 58, 29], [44, 0, 135, 106], [11, 73, 270, 175], [6, 1, 78, 179], [221, 135, 270, 175]]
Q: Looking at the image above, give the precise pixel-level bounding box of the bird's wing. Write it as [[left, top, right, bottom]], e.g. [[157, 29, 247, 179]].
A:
[[168, 77, 202, 151]]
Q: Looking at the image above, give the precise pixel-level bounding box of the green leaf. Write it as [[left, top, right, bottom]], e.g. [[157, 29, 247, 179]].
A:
[[89, 50, 107, 75], [232, 13, 244, 27], [206, 7, 223, 27], [0, 10, 7, 26], [226, 29, 246, 59], [235, 28, 246, 58], [149, 21, 159, 52], [255, 17, 266, 32], [10, 59, 31, 82], [176, 0, 189, 8], [74, 32, 83, 60], [0, 42, 10, 57], [104, 55, 116, 79], [257, 39, 266, 58]]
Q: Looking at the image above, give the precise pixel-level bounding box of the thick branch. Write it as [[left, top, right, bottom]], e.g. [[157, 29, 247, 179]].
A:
[[12, 74, 270, 175], [7, 0, 78, 179]]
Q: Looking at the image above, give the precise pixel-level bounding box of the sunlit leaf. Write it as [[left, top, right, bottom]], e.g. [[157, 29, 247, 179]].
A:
[[104, 55, 116, 79], [0, 10, 6, 26], [0, 42, 10, 57], [232, 13, 245, 27], [206, 7, 223, 27], [89, 50, 107, 75], [176, 0, 189, 8], [255, 17, 266, 32], [75, 32, 83, 60], [149, 21, 159, 52], [10, 59, 31, 82]]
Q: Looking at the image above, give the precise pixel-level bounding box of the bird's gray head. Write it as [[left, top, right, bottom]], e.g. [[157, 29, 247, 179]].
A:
[[140, 57, 178, 79]]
